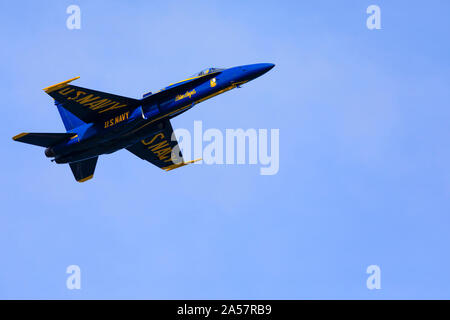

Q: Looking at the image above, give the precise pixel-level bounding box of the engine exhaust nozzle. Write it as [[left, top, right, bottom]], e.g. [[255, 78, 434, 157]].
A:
[[45, 147, 55, 157]]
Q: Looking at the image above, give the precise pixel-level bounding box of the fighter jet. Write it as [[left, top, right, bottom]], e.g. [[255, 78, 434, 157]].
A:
[[12, 63, 275, 182]]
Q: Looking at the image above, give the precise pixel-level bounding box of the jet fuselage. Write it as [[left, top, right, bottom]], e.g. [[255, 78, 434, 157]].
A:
[[48, 63, 275, 164]]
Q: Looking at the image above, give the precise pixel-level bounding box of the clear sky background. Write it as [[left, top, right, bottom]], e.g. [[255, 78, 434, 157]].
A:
[[1, 0, 449, 299]]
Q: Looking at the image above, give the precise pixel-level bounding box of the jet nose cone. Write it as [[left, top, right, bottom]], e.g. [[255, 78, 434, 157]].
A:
[[260, 63, 275, 74], [252, 63, 275, 77], [239, 63, 275, 82]]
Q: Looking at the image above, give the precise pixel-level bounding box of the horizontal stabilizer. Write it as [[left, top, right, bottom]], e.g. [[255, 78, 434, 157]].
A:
[[69, 157, 98, 182], [12, 132, 77, 147]]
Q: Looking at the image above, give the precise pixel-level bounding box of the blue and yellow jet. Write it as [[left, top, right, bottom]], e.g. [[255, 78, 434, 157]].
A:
[[12, 63, 275, 182]]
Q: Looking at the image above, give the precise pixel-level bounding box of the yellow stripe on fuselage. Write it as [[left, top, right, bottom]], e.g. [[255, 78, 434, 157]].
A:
[[194, 85, 236, 104], [167, 75, 203, 88], [166, 71, 220, 89]]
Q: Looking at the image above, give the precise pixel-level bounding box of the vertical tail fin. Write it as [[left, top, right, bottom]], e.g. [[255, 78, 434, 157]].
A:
[[55, 101, 86, 131], [69, 157, 98, 182]]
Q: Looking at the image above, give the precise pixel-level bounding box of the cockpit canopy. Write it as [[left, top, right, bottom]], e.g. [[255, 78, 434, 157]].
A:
[[192, 68, 224, 77], [157, 67, 226, 93]]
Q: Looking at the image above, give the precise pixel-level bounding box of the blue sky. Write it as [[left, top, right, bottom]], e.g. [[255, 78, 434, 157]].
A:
[[1, 0, 449, 299]]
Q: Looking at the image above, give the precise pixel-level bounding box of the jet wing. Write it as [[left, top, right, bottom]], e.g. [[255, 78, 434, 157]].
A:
[[43, 77, 140, 123], [126, 119, 200, 171]]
